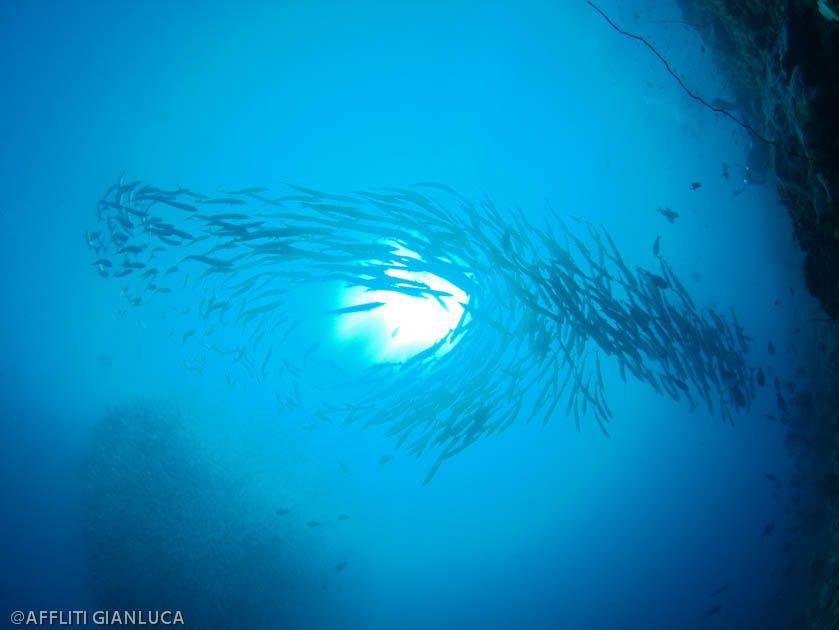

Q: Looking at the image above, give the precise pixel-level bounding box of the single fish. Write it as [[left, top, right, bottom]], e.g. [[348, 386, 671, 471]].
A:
[[181, 254, 234, 268], [201, 197, 249, 205], [657, 207, 679, 223], [201, 212, 251, 221], [177, 185, 207, 199], [325, 301, 387, 315], [223, 187, 269, 195], [149, 196, 198, 212]]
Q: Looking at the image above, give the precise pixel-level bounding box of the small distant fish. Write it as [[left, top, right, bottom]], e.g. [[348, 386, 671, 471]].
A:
[[339, 461, 351, 476], [764, 414, 777, 422], [691, 181, 702, 190], [756, 367, 765, 386], [177, 184, 206, 199], [315, 411, 333, 424], [764, 473, 778, 483], [703, 604, 720, 618], [379, 454, 393, 469], [657, 207, 679, 223], [337, 513, 349, 521], [276, 508, 291, 516], [181, 254, 233, 268], [711, 584, 729, 596], [760, 522, 775, 538], [325, 301, 387, 315], [768, 340, 775, 355], [307, 520, 322, 527], [652, 235, 660, 257], [200, 196, 248, 205], [223, 186, 269, 195], [334, 561, 347, 573], [776, 392, 787, 413]]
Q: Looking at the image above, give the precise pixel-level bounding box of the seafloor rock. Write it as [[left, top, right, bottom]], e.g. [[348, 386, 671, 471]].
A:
[[82, 402, 328, 629]]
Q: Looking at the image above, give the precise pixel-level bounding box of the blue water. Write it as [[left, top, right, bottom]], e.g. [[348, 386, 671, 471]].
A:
[[0, 1, 814, 628]]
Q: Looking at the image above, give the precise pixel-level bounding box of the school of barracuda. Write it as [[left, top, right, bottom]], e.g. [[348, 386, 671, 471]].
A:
[[86, 175, 753, 483]]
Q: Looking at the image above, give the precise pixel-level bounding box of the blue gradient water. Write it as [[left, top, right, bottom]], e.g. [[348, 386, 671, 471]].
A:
[[0, 1, 812, 628]]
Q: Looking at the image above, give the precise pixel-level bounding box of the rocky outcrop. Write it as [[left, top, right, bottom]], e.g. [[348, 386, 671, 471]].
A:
[[676, 0, 839, 319]]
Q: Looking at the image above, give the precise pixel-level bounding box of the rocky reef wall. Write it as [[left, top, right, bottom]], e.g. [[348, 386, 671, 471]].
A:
[[675, 0, 839, 319], [672, 2, 839, 625]]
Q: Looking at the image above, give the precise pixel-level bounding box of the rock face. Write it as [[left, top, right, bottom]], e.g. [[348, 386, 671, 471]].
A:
[[675, 0, 839, 319], [82, 402, 326, 629], [670, 3, 839, 626]]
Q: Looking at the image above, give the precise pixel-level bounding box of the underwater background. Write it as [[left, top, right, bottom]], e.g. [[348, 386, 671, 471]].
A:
[[0, 1, 823, 628]]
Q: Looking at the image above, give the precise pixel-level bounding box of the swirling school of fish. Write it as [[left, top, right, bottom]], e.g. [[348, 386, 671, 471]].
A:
[[87, 176, 753, 482]]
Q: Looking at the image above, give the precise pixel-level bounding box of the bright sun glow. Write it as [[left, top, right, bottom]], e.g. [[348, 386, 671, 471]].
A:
[[331, 245, 469, 363]]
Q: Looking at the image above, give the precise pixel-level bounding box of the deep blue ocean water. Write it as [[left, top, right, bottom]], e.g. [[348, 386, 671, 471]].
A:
[[0, 1, 815, 628]]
